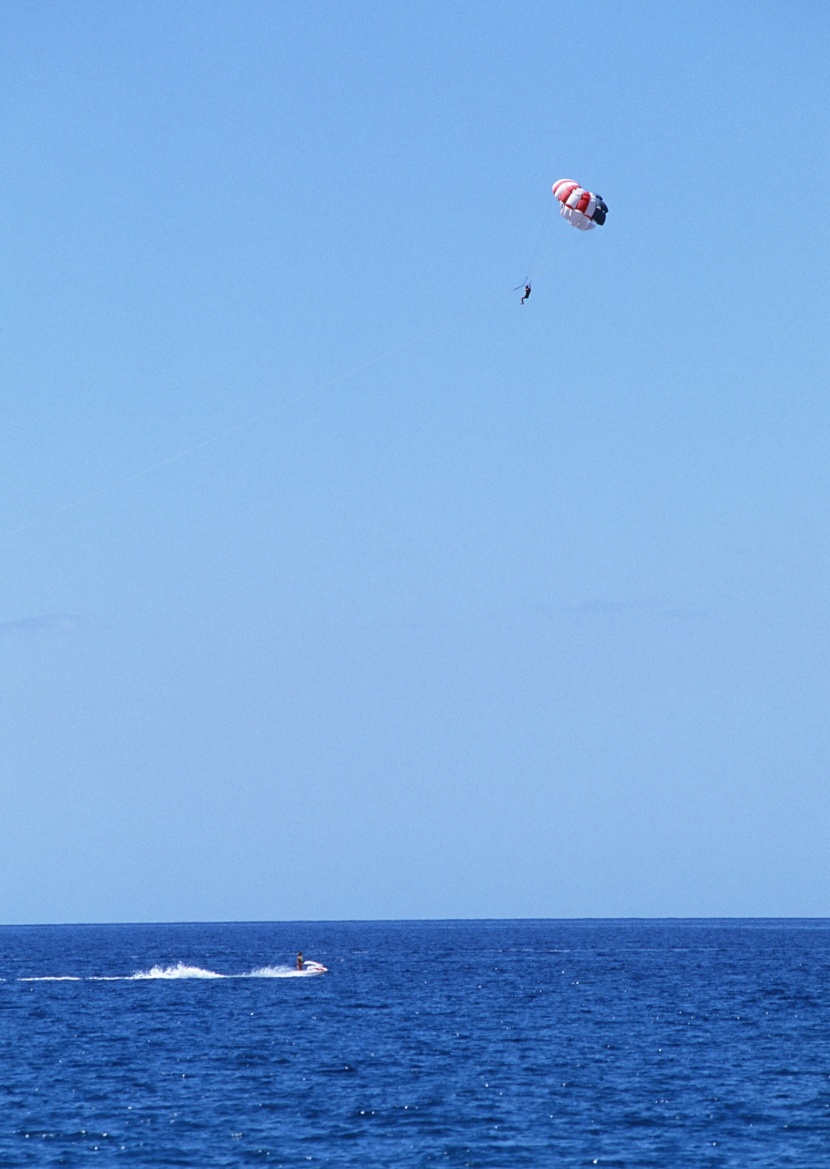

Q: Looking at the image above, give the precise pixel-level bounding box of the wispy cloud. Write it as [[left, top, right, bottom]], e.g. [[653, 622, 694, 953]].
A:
[[0, 614, 97, 638], [560, 599, 711, 623]]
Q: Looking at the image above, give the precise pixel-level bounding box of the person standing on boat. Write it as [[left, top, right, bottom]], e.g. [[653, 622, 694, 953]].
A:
[[296, 951, 304, 971]]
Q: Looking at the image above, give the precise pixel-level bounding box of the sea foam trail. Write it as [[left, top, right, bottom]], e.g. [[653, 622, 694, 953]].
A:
[[128, 963, 225, 980], [17, 962, 327, 982], [125, 963, 326, 980], [19, 976, 83, 982]]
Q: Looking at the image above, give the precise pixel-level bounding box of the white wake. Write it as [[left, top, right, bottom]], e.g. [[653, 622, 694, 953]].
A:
[[17, 960, 327, 982]]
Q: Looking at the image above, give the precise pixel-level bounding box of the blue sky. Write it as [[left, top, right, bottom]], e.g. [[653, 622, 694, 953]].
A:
[[1, 1, 828, 922]]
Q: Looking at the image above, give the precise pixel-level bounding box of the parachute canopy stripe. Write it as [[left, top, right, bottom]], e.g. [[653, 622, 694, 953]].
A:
[[552, 179, 578, 200]]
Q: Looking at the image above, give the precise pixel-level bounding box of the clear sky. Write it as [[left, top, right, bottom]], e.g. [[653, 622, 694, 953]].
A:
[[1, 1, 827, 923]]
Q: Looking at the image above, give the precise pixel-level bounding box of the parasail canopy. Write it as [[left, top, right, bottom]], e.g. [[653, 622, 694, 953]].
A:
[[552, 179, 608, 231]]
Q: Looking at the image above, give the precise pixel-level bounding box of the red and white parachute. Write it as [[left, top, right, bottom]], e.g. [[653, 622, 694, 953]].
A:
[[552, 179, 608, 231]]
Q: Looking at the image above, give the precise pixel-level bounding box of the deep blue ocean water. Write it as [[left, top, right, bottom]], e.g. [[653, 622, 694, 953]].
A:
[[0, 920, 828, 1166]]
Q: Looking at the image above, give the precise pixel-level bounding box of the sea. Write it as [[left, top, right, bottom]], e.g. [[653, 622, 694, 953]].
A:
[[0, 919, 828, 1166]]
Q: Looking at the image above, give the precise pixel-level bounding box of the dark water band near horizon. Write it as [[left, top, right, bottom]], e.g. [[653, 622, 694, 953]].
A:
[[0, 919, 828, 1166]]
